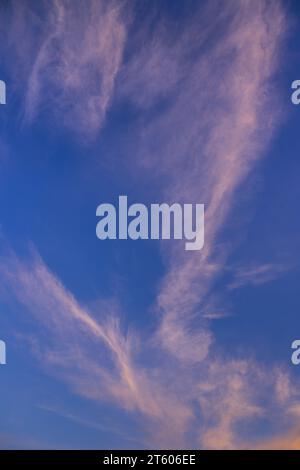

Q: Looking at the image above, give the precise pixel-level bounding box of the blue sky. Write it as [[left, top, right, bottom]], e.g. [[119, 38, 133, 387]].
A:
[[1, 0, 300, 449]]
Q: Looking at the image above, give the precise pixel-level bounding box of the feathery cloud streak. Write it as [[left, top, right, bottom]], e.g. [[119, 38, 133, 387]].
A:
[[1, 0, 129, 140], [0, 246, 192, 447], [118, 0, 287, 362], [1, 0, 299, 450]]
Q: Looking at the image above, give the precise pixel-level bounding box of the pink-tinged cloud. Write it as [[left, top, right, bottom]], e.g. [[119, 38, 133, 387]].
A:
[[118, 0, 288, 363], [0, 246, 193, 447], [2, 0, 130, 141], [229, 262, 292, 289], [1, 0, 299, 450], [1, 243, 300, 449], [256, 430, 300, 450]]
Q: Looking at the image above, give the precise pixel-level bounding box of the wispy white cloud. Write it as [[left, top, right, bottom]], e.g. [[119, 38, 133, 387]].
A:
[[229, 262, 291, 289], [2, 242, 300, 449], [2, 0, 130, 141], [0, 245, 192, 447], [118, 0, 288, 364], [37, 403, 143, 447], [198, 361, 263, 449], [1, 0, 299, 450]]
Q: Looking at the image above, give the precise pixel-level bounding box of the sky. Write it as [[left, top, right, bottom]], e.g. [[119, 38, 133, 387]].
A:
[[0, 0, 300, 450]]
